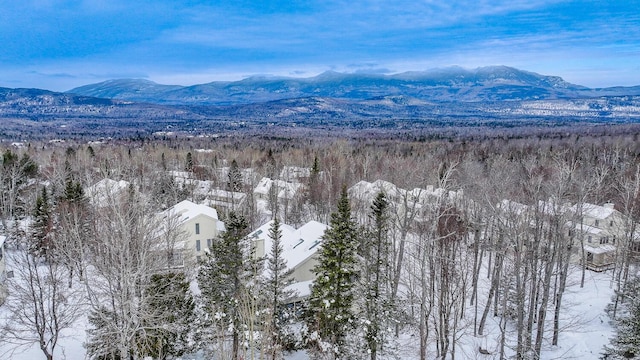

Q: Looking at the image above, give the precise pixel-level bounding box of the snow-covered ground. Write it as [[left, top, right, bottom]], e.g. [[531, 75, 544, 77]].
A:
[[0, 261, 616, 360]]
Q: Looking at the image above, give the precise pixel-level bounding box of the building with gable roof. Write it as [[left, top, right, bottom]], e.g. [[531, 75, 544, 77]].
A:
[[249, 219, 329, 299], [155, 200, 226, 268], [570, 202, 624, 271]]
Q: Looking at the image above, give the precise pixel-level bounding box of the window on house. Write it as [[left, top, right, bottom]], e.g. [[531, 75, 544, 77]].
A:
[[600, 237, 609, 245], [588, 236, 592, 243], [594, 220, 599, 227], [610, 220, 614, 227], [207, 239, 212, 248], [196, 239, 201, 252], [195, 223, 200, 235]]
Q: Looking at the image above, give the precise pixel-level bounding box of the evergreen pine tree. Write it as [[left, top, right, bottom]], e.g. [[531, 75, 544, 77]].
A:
[[185, 152, 193, 172], [604, 276, 640, 359], [359, 191, 395, 360], [64, 179, 84, 202], [228, 159, 243, 193], [265, 218, 297, 358], [141, 272, 196, 359], [308, 155, 321, 206], [31, 186, 53, 257], [198, 211, 250, 360], [305, 186, 359, 359]]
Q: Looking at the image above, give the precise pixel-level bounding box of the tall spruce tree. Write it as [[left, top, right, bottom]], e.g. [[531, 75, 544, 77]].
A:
[[265, 218, 297, 359], [604, 276, 640, 359], [31, 186, 53, 257], [305, 186, 359, 359], [185, 151, 193, 172], [359, 191, 394, 360], [198, 211, 250, 360], [228, 159, 243, 193], [141, 271, 196, 359], [308, 155, 321, 206]]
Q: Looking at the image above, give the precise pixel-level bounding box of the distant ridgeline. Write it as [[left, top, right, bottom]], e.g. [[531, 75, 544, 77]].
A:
[[1, 66, 640, 140]]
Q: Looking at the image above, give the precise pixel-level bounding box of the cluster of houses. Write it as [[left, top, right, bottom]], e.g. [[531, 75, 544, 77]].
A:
[[348, 179, 632, 272], [83, 172, 327, 300], [168, 166, 308, 214], [0, 172, 632, 303]]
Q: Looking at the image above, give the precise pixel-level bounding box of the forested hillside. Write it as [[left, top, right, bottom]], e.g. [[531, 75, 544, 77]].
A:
[[1, 134, 639, 359]]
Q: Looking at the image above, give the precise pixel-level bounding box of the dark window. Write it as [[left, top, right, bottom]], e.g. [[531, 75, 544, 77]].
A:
[[196, 239, 201, 252], [195, 223, 200, 235]]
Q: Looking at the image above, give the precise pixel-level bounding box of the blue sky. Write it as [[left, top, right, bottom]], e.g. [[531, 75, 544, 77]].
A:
[[1, 0, 639, 91]]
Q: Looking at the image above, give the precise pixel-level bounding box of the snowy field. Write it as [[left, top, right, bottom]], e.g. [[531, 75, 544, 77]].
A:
[[0, 261, 616, 360]]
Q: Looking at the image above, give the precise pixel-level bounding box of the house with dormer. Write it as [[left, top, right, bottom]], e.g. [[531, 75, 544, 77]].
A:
[[249, 219, 329, 300]]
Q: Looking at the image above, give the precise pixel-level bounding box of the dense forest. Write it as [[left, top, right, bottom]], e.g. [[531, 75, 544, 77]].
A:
[[2, 132, 640, 359]]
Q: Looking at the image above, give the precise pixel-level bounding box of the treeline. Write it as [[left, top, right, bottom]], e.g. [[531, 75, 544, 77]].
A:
[[1, 132, 640, 359]]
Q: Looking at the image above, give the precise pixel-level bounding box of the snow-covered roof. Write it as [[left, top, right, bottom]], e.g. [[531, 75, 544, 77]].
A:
[[584, 244, 616, 255], [85, 178, 130, 206], [274, 179, 303, 199], [285, 279, 313, 299], [347, 180, 376, 200], [254, 177, 272, 196], [280, 166, 310, 182], [573, 203, 616, 220], [248, 220, 296, 245], [166, 200, 219, 221], [497, 199, 529, 215], [252, 220, 329, 271], [284, 220, 328, 268], [567, 222, 603, 235], [253, 177, 303, 199], [157, 200, 224, 232], [348, 179, 402, 202], [371, 179, 400, 195]]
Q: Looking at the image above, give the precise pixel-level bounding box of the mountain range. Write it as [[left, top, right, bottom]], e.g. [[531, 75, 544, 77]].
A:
[[67, 66, 640, 106], [2, 66, 640, 140]]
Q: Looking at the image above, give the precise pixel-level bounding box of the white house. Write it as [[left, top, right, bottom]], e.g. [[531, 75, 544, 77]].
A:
[[156, 200, 226, 267], [570, 202, 622, 271], [279, 166, 311, 182], [249, 219, 329, 299], [253, 177, 303, 201]]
